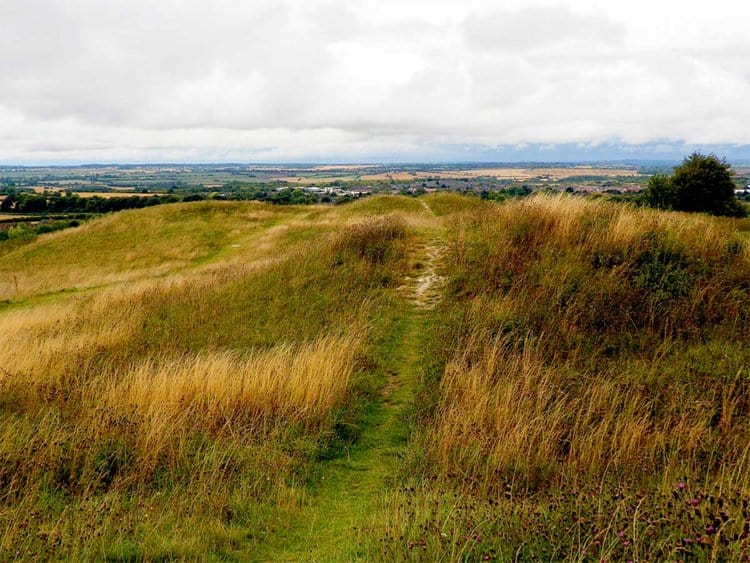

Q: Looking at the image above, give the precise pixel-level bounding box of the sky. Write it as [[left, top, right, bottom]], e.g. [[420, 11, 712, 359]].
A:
[[1, 0, 750, 164]]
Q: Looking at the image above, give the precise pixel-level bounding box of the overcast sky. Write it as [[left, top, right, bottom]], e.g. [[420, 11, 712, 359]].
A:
[[2, 0, 750, 163]]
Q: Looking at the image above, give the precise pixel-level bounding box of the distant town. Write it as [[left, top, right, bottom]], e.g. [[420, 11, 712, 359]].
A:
[[2, 162, 748, 222]]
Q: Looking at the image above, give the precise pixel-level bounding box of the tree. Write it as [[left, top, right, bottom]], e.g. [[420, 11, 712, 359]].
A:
[[670, 152, 745, 217], [0, 194, 16, 212], [642, 174, 677, 210]]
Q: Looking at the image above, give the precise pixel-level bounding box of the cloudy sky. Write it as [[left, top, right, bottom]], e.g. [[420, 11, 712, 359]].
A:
[[1, 0, 750, 163]]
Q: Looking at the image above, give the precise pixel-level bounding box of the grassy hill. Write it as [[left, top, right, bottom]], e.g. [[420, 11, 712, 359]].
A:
[[0, 194, 748, 560]]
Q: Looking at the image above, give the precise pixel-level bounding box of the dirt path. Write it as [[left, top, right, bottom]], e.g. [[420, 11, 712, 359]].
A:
[[408, 240, 446, 310], [399, 204, 445, 310], [252, 204, 444, 561]]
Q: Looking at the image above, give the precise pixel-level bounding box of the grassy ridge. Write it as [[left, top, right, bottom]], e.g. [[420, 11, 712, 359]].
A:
[[0, 201, 296, 301], [0, 197, 413, 559], [1, 194, 748, 559], [369, 195, 750, 560]]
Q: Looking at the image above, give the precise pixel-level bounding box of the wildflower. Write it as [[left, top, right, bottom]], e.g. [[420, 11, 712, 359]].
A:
[[677, 482, 685, 490]]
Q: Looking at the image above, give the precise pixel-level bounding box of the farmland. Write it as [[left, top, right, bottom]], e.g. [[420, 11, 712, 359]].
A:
[[1, 162, 648, 193], [0, 194, 748, 559]]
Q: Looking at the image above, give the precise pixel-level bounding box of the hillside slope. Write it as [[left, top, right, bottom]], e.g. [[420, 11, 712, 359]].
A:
[[0, 194, 748, 560]]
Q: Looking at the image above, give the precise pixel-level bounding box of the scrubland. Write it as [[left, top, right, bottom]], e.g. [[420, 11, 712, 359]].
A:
[[0, 193, 748, 560]]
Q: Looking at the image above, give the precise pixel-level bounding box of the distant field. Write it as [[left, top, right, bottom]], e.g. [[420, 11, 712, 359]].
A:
[[274, 166, 639, 185], [361, 166, 640, 181], [311, 164, 379, 171], [277, 175, 358, 184], [73, 191, 158, 198], [30, 187, 159, 197]]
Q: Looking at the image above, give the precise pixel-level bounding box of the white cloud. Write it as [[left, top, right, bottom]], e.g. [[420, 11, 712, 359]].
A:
[[1, 0, 749, 162]]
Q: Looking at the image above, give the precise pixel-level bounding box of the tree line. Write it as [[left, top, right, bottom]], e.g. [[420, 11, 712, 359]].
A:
[[0, 191, 182, 214], [0, 186, 359, 215]]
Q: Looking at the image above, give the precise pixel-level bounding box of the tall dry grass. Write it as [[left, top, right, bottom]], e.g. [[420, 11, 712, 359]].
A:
[[0, 333, 362, 495], [446, 194, 749, 359], [375, 194, 750, 559], [0, 202, 412, 559], [430, 328, 750, 494], [103, 335, 362, 436], [426, 195, 750, 490]]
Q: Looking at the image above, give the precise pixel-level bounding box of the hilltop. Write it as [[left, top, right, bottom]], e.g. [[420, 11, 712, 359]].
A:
[[0, 194, 748, 560]]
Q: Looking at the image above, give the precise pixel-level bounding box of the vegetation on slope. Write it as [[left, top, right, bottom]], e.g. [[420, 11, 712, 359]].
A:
[[369, 195, 750, 560], [0, 197, 416, 559], [0, 193, 748, 560]]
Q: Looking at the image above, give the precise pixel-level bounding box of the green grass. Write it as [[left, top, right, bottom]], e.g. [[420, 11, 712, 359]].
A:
[[338, 194, 427, 216], [0, 201, 301, 301], [253, 209, 447, 560], [0, 194, 748, 560], [254, 310, 430, 561]]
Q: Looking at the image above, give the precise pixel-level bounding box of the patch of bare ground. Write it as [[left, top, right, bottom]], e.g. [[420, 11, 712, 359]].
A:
[[397, 202, 446, 309]]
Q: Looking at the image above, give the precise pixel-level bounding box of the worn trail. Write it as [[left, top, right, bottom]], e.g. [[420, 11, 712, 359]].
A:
[[254, 204, 444, 561]]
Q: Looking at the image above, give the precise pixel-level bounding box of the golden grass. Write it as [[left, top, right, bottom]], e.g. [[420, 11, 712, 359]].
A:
[[0, 292, 166, 385], [102, 334, 361, 436], [0, 244, 296, 389], [422, 194, 750, 496], [0, 330, 362, 469], [430, 332, 750, 494]]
